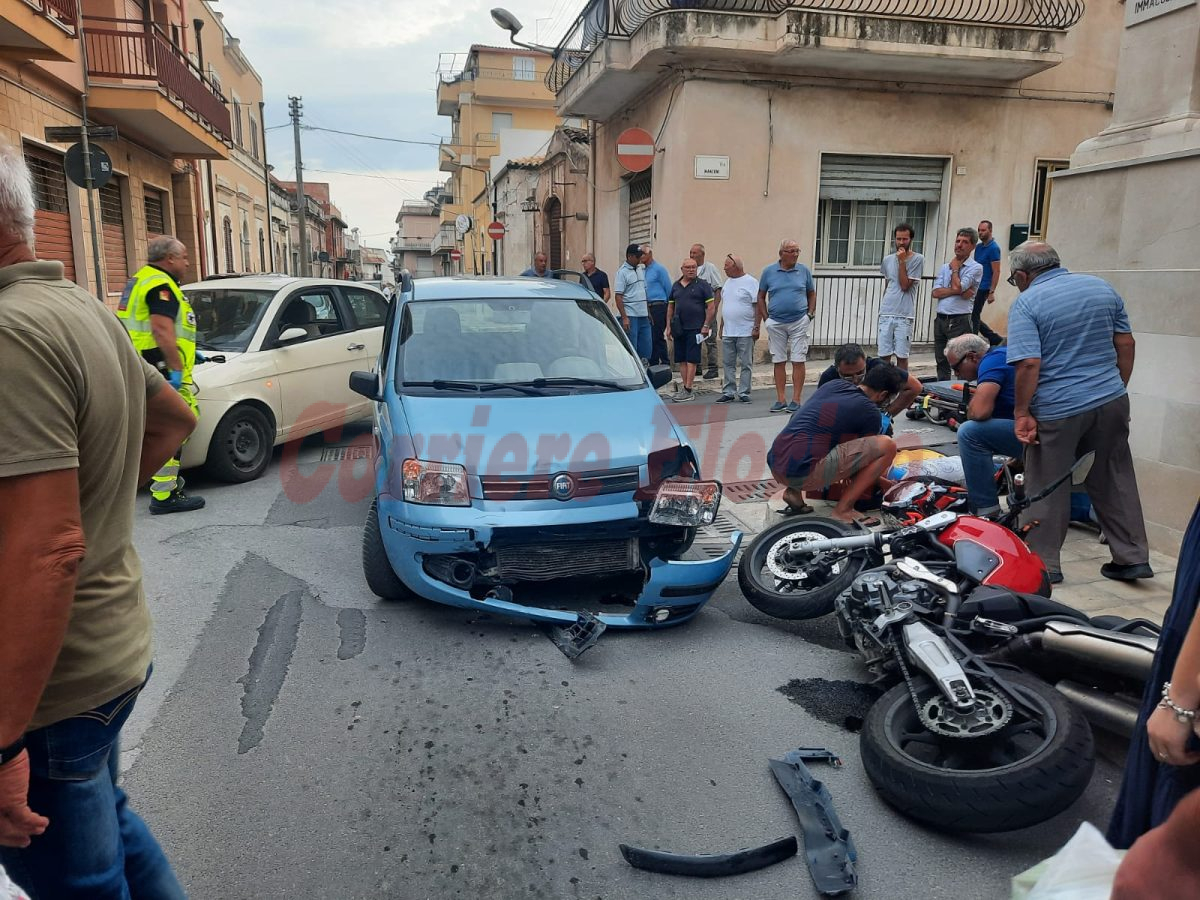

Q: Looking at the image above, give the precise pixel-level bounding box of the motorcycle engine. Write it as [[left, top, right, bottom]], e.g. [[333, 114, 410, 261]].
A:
[[835, 569, 942, 665]]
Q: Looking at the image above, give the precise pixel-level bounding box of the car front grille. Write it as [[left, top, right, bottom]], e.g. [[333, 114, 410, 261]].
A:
[[495, 538, 640, 581], [480, 467, 640, 501]]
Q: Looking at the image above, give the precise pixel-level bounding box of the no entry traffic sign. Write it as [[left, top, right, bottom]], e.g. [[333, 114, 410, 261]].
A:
[[616, 127, 655, 173], [486, 221, 506, 240], [449, 249, 462, 261]]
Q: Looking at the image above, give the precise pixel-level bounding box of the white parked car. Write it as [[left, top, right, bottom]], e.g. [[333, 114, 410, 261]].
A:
[[179, 275, 391, 481]]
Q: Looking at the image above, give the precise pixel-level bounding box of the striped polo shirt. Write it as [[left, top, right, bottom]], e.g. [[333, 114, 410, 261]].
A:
[[1005, 267, 1131, 421]]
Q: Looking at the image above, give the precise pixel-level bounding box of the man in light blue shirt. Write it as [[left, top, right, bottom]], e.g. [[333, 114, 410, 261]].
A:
[[520, 252, 557, 279], [756, 239, 816, 413], [972, 220, 1003, 346], [1006, 241, 1151, 584], [931, 227, 984, 380], [641, 244, 673, 366], [614, 243, 651, 361]]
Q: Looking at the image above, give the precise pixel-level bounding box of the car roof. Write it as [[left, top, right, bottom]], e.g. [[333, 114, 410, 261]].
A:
[[406, 276, 595, 302], [179, 275, 384, 293]]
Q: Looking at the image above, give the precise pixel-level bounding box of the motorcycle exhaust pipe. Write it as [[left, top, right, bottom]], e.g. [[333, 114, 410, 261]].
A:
[[1040, 621, 1156, 682], [1055, 680, 1139, 737]]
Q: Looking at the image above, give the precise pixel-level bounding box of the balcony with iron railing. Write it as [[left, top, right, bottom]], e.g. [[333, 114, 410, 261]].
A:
[[430, 226, 459, 256], [0, 0, 79, 60], [548, 0, 1085, 119], [82, 16, 231, 158]]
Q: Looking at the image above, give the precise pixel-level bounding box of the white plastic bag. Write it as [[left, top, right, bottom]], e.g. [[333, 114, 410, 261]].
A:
[[0, 864, 30, 900], [1011, 822, 1125, 899]]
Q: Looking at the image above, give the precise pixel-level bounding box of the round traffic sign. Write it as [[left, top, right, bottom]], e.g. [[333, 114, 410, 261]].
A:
[[64, 142, 113, 189], [616, 127, 655, 173], [449, 249, 463, 261], [486, 221, 506, 240]]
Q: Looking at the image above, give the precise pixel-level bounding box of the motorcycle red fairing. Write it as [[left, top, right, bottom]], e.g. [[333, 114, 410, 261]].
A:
[[937, 515, 1052, 596]]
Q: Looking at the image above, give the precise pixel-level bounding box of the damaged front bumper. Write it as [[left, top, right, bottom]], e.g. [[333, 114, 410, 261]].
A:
[[377, 494, 741, 630]]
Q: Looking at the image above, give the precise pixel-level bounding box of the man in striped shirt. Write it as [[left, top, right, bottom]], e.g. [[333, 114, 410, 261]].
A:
[[1006, 241, 1151, 585]]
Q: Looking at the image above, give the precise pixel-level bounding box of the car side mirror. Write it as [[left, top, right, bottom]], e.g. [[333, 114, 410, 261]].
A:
[[278, 326, 307, 344], [349, 370, 383, 402], [647, 364, 672, 389]]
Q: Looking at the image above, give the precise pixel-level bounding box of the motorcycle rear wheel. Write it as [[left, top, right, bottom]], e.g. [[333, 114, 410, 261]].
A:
[[737, 517, 866, 619], [861, 671, 1094, 833]]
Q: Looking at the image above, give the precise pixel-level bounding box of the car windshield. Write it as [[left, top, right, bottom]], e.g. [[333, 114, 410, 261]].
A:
[[184, 288, 276, 352], [398, 297, 645, 394]]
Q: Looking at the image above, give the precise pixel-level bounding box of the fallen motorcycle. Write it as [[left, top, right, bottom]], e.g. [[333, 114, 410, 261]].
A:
[[738, 458, 1159, 833]]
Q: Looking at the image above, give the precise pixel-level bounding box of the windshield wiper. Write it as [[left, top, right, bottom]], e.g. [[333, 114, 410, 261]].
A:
[[196, 339, 222, 351], [530, 376, 628, 391], [403, 379, 544, 396]]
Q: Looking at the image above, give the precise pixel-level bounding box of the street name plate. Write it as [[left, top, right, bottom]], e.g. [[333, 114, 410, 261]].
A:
[[694, 155, 730, 180], [1126, 0, 1195, 26], [45, 125, 119, 143]]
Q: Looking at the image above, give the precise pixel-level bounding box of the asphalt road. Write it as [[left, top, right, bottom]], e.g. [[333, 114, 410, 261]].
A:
[[121, 390, 1122, 900]]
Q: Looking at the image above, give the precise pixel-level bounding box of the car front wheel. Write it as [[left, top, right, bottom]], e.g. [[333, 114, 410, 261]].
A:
[[206, 404, 273, 483]]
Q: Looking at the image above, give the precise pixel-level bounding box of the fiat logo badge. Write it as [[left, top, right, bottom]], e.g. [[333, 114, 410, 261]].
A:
[[551, 473, 576, 500]]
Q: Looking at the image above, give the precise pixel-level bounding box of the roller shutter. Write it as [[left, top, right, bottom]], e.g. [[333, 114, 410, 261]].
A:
[[25, 144, 75, 281], [99, 179, 128, 294], [627, 171, 652, 246], [819, 155, 945, 203]]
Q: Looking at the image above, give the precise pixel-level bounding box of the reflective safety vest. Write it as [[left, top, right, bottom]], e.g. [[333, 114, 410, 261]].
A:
[[116, 265, 197, 381]]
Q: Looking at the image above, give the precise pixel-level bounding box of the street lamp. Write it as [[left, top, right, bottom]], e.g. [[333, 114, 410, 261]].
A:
[[490, 7, 558, 54]]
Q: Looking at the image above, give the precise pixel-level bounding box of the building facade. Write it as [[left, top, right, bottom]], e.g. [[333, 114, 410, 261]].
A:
[[191, 0, 269, 275], [549, 0, 1122, 349], [391, 197, 442, 278], [434, 44, 561, 274], [1, 0, 232, 298], [1047, 0, 1200, 555]]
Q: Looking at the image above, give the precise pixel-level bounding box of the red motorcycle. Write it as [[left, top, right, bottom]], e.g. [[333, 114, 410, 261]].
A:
[[738, 456, 1158, 833]]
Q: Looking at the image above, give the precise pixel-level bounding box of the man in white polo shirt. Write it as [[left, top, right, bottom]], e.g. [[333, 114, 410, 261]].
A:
[[716, 253, 759, 403]]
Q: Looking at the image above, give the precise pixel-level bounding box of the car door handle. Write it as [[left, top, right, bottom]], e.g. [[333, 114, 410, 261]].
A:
[[346, 342, 365, 351]]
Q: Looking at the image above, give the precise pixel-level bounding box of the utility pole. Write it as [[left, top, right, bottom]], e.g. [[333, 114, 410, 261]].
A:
[[289, 96, 311, 276]]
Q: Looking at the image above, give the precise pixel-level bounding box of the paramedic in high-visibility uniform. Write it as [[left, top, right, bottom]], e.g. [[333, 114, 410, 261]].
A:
[[116, 236, 205, 514]]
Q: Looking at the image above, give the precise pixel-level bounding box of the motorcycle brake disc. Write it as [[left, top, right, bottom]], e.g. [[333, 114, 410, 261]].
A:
[[765, 532, 843, 584], [920, 688, 1013, 739]]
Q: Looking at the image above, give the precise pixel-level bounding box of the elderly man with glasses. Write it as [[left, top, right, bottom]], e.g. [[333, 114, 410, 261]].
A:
[[1006, 241, 1152, 585], [817, 343, 922, 419], [945, 333, 1021, 517]]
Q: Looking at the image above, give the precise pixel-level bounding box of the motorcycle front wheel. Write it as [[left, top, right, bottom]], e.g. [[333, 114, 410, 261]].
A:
[[736, 517, 867, 619], [860, 671, 1095, 833]]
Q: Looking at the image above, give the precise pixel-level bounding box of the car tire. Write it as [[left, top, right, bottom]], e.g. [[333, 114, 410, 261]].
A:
[[205, 404, 273, 483], [363, 499, 411, 602]]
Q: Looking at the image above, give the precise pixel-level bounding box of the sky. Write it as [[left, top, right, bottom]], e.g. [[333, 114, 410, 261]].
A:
[[213, 0, 580, 251]]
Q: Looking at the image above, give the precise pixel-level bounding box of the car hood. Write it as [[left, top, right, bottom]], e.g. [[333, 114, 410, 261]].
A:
[[399, 388, 687, 474]]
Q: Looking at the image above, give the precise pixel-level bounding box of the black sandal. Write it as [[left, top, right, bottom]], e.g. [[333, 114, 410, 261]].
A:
[[777, 503, 815, 517]]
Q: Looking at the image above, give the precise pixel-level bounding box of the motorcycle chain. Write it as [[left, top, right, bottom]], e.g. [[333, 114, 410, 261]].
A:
[[891, 641, 1013, 739]]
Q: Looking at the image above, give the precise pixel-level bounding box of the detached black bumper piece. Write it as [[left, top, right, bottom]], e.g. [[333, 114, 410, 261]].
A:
[[619, 835, 798, 878], [768, 748, 858, 896], [544, 612, 607, 660]]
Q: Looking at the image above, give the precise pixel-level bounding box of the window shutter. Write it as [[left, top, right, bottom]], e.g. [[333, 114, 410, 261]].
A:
[[819, 155, 945, 202]]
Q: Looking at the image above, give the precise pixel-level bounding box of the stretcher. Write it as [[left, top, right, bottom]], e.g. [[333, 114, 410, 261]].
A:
[[905, 378, 973, 430]]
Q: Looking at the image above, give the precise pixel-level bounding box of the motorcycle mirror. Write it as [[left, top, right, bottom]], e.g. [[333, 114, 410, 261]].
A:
[[1070, 451, 1096, 486]]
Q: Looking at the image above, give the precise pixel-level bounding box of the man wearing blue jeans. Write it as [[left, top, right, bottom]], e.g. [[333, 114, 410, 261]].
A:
[[945, 333, 1021, 516], [614, 243, 651, 361], [0, 140, 197, 899]]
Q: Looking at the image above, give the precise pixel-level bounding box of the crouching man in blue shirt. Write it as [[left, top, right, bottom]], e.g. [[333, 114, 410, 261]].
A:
[[945, 333, 1020, 517], [767, 363, 908, 524]]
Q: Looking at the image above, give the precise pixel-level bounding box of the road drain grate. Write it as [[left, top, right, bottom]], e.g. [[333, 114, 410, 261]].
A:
[[723, 478, 782, 503], [319, 445, 374, 462]]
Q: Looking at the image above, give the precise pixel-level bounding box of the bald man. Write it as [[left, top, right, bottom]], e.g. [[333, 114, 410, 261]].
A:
[[716, 254, 759, 403]]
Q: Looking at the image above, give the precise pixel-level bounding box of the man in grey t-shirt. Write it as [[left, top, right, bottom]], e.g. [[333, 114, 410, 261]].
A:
[[877, 223, 924, 370]]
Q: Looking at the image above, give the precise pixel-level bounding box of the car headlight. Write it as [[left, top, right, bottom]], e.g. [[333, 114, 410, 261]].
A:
[[402, 459, 470, 506], [649, 479, 721, 527]]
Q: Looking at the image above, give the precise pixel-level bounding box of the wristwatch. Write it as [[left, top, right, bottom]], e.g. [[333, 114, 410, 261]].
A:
[[0, 734, 26, 766]]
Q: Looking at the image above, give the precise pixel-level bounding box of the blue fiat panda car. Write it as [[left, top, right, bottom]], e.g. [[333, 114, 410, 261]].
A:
[[349, 276, 740, 653]]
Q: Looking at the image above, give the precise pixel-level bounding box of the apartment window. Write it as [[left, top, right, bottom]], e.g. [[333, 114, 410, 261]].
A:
[[240, 214, 251, 268], [259, 228, 267, 271], [249, 115, 260, 160], [223, 217, 234, 272], [144, 188, 166, 237], [513, 57, 536, 80], [492, 112, 513, 131], [1030, 159, 1068, 239], [232, 94, 243, 147], [814, 154, 943, 267]]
